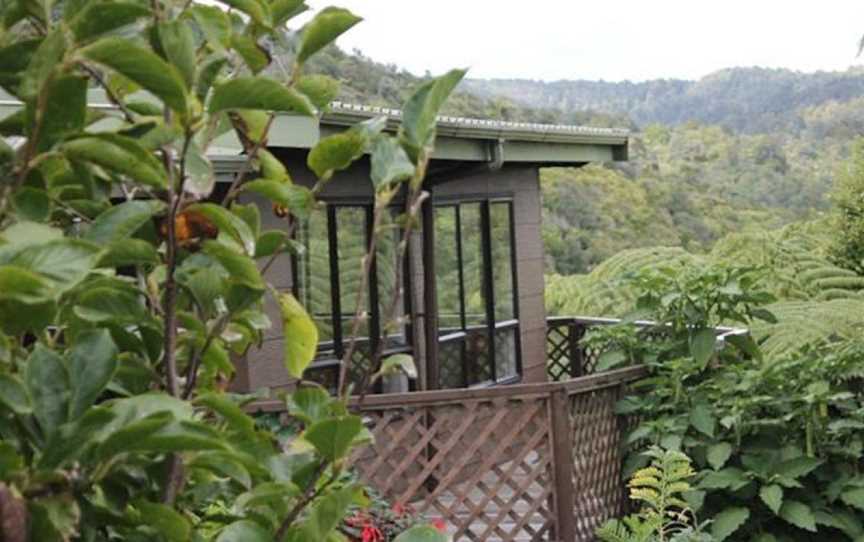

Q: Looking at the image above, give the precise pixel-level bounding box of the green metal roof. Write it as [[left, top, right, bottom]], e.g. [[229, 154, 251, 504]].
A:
[[1, 89, 629, 165]]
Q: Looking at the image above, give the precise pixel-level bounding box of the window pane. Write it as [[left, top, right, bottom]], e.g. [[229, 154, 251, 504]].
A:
[[490, 202, 516, 321], [434, 206, 462, 335], [377, 209, 407, 347], [460, 203, 487, 328], [297, 208, 334, 354], [336, 207, 369, 342]]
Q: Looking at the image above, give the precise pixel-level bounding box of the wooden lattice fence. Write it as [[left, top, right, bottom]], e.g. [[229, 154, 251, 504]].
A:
[[347, 366, 646, 541]]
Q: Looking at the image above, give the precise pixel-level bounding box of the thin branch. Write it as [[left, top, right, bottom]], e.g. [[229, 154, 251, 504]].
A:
[[221, 115, 275, 206], [80, 63, 137, 124], [182, 314, 229, 399], [274, 460, 333, 540]]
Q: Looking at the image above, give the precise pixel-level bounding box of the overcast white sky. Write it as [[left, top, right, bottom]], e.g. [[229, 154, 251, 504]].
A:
[[303, 1, 864, 82]]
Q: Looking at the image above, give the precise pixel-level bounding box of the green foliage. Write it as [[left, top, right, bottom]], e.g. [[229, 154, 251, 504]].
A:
[[613, 263, 864, 541], [0, 1, 458, 539], [830, 137, 864, 274], [597, 447, 711, 542]]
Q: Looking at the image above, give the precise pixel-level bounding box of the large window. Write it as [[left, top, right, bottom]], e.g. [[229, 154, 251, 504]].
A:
[[435, 199, 520, 388], [294, 204, 410, 388]]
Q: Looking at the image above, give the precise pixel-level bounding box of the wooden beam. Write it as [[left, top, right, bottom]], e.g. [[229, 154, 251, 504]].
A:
[[421, 197, 440, 390]]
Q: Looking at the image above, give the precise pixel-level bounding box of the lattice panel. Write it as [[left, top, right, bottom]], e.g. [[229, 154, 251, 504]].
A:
[[439, 338, 466, 389], [465, 329, 492, 384], [347, 342, 374, 386], [351, 397, 556, 542], [569, 387, 627, 541], [546, 322, 588, 381]]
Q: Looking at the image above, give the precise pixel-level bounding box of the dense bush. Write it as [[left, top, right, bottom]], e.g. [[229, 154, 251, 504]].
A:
[[602, 264, 864, 541], [0, 0, 461, 539]]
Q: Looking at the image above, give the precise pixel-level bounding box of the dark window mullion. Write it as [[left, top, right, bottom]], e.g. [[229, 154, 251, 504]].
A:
[[455, 205, 467, 332], [326, 205, 343, 357], [507, 201, 523, 379], [480, 201, 497, 382], [367, 205, 382, 366]]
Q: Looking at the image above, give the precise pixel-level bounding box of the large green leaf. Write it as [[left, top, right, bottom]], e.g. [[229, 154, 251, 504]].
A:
[[774, 456, 823, 479], [186, 203, 256, 256], [288, 386, 332, 425], [760, 484, 783, 515], [371, 136, 415, 188], [35, 74, 87, 151], [7, 238, 100, 292], [841, 488, 864, 511], [400, 68, 466, 159], [689, 327, 716, 368], [0, 265, 52, 303], [25, 345, 70, 438], [231, 35, 269, 74], [209, 77, 315, 115], [194, 393, 255, 436], [157, 20, 196, 90], [62, 134, 167, 188], [296, 74, 340, 109], [81, 37, 188, 113], [38, 406, 114, 468], [95, 411, 174, 460], [689, 403, 716, 437], [307, 131, 366, 180], [393, 525, 449, 542], [279, 292, 318, 378], [202, 241, 265, 290], [214, 0, 270, 27], [271, 0, 306, 27], [68, 329, 118, 418], [779, 500, 817, 532], [85, 200, 165, 244], [70, 2, 150, 42], [295, 485, 362, 539], [189, 5, 231, 51], [12, 187, 51, 222], [302, 415, 363, 462], [137, 501, 191, 542], [98, 239, 160, 267], [216, 520, 271, 542], [296, 7, 361, 64], [0, 374, 31, 415], [711, 507, 750, 541], [242, 179, 313, 217], [19, 30, 66, 100], [706, 442, 732, 470]]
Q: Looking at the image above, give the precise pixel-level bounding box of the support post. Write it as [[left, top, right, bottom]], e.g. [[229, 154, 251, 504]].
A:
[[549, 388, 576, 542], [569, 321, 583, 378], [422, 197, 440, 390]]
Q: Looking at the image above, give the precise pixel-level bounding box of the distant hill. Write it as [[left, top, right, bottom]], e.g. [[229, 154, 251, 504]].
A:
[[463, 67, 864, 133]]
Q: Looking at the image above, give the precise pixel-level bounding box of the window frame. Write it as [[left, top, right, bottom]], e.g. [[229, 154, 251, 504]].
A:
[[290, 199, 413, 367], [432, 194, 522, 386]]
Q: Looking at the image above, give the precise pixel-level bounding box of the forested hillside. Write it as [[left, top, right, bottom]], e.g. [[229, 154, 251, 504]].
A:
[[464, 67, 864, 134], [304, 47, 862, 274]]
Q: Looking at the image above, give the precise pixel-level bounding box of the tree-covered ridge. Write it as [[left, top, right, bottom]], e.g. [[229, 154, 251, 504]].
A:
[[465, 66, 864, 134], [542, 120, 848, 274], [298, 46, 632, 127]]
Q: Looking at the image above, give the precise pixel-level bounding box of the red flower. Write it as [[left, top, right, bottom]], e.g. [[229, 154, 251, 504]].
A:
[[361, 523, 383, 542], [431, 518, 446, 532]]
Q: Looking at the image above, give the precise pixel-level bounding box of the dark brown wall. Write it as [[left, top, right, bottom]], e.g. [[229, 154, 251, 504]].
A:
[[233, 152, 548, 393]]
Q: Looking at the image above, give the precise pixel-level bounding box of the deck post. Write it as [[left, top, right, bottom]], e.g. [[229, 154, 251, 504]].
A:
[[421, 196, 439, 390], [568, 321, 583, 378], [549, 387, 576, 541]]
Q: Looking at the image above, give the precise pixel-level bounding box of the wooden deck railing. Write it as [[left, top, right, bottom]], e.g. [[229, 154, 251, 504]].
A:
[[346, 365, 647, 542], [546, 316, 748, 381]]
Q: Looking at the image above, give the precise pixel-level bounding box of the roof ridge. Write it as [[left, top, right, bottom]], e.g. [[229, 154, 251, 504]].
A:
[[328, 101, 630, 137]]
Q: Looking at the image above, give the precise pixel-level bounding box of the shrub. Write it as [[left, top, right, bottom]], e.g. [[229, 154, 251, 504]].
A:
[[0, 1, 461, 539]]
